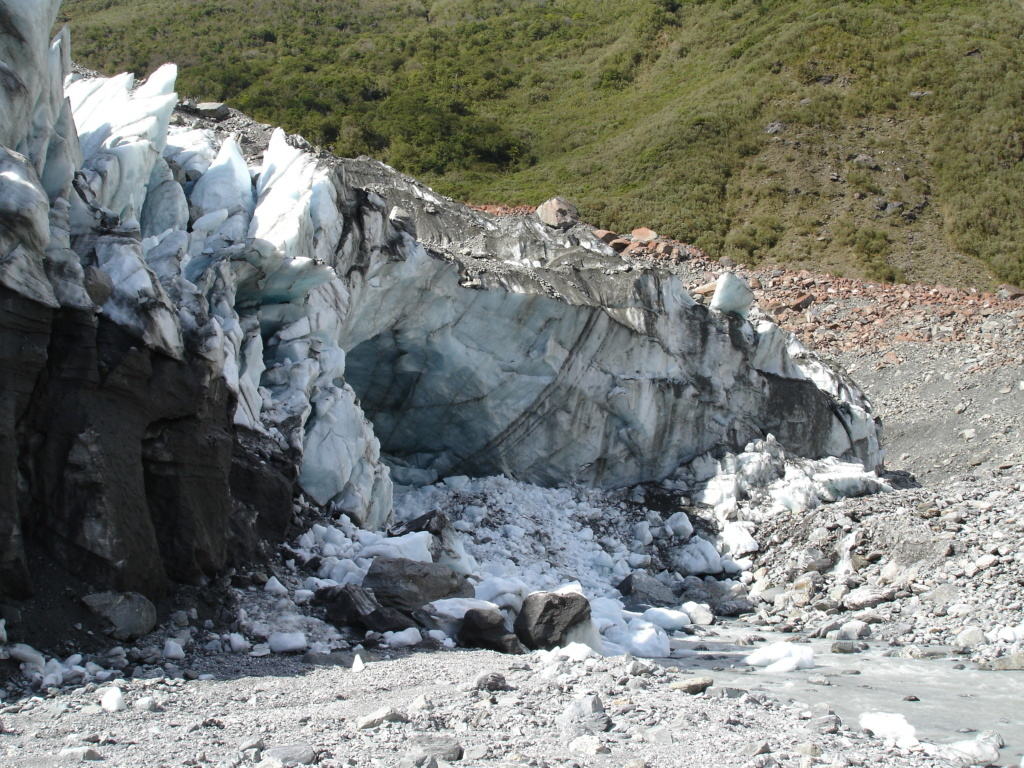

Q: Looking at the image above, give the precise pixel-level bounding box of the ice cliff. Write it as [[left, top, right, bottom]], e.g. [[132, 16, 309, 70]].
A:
[[0, 0, 881, 599]]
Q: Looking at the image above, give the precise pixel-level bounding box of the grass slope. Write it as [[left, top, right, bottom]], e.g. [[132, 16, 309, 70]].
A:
[[59, 0, 1024, 288]]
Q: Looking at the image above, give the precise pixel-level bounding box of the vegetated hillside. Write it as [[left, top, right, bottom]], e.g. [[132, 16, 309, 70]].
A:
[[59, 0, 1024, 288]]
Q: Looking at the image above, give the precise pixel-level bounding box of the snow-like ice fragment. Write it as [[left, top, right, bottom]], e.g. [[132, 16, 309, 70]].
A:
[[267, 632, 307, 654], [642, 607, 691, 632], [672, 536, 723, 575], [709, 272, 754, 317], [744, 641, 815, 673], [99, 687, 125, 712], [858, 712, 919, 749], [622, 619, 671, 658], [189, 136, 253, 219], [263, 576, 288, 597], [383, 628, 422, 648]]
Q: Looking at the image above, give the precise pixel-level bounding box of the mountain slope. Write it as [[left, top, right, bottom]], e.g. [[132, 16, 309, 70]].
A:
[[59, 0, 1024, 288]]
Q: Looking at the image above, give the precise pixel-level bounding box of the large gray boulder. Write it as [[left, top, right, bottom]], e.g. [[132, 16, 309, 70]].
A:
[[458, 607, 525, 654], [81, 591, 157, 640], [617, 572, 676, 609], [316, 584, 417, 633], [514, 590, 591, 650], [362, 557, 472, 611]]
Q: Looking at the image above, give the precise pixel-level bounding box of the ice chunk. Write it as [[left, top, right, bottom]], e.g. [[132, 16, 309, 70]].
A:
[[664, 511, 693, 539], [642, 607, 691, 632], [189, 136, 253, 219], [383, 627, 422, 648], [99, 687, 125, 712], [858, 712, 919, 749], [672, 536, 723, 575], [622, 619, 670, 658], [744, 641, 815, 673], [709, 272, 754, 317], [263, 576, 288, 597], [268, 632, 307, 653], [719, 521, 759, 557]]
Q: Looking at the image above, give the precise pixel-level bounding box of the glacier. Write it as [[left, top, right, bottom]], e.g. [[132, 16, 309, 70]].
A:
[[0, 0, 882, 600]]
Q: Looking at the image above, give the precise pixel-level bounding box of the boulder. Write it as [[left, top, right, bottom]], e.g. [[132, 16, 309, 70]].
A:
[[535, 197, 578, 230], [617, 572, 676, 609], [195, 102, 229, 121], [458, 607, 525, 654], [559, 693, 613, 738], [630, 227, 658, 243], [362, 557, 472, 611], [81, 591, 157, 640], [514, 590, 591, 650], [316, 584, 417, 632]]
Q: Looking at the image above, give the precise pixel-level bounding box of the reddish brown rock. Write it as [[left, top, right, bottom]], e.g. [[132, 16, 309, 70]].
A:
[[630, 227, 658, 243]]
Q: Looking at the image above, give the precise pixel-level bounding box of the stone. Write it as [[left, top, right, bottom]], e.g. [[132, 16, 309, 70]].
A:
[[630, 227, 658, 242], [317, 584, 418, 633], [842, 585, 895, 610], [356, 707, 409, 729], [514, 590, 591, 650], [458, 607, 525, 654], [406, 734, 463, 762], [473, 672, 510, 691], [133, 696, 162, 712], [705, 686, 746, 699], [808, 715, 841, 734], [263, 744, 316, 765], [82, 266, 114, 306], [82, 592, 157, 641], [617, 572, 676, 608], [982, 651, 1024, 671], [836, 620, 870, 640], [362, 557, 472, 611], [535, 197, 579, 229], [670, 676, 714, 694], [830, 640, 865, 654], [560, 693, 612, 737], [568, 734, 608, 755], [59, 747, 103, 761], [195, 102, 229, 120], [953, 626, 986, 650]]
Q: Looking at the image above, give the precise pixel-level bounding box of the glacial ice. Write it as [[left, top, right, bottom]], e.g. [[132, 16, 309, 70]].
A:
[[1, 1, 893, 617]]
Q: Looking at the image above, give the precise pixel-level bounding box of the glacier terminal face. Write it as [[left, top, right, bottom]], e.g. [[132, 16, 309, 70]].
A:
[[0, 0, 880, 598]]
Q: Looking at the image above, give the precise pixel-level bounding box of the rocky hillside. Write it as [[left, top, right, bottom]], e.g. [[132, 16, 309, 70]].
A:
[[59, 0, 1024, 289]]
